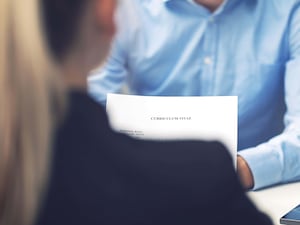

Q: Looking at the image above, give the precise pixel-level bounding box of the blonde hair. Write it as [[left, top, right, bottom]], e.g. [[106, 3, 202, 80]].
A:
[[0, 0, 65, 224]]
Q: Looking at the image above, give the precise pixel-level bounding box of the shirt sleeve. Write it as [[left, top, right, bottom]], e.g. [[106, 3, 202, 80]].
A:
[[87, 1, 130, 106], [238, 5, 300, 190]]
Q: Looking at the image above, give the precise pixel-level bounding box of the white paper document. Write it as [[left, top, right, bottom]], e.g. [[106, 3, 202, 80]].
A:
[[106, 94, 238, 161]]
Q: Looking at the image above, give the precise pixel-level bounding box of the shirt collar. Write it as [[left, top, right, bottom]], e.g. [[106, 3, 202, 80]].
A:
[[163, 0, 232, 14], [163, 0, 229, 3]]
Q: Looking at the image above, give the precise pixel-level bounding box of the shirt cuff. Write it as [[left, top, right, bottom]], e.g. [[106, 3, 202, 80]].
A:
[[238, 147, 282, 190]]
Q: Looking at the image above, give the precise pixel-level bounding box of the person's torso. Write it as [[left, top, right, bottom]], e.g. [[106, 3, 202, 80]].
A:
[[37, 91, 246, 225], [118, 0, 299, 149]]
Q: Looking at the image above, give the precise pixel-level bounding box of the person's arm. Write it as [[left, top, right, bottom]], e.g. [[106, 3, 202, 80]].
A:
[[238, 5, 300, 190], [87, 1, 130, 106], [88, 38, 128, 105]]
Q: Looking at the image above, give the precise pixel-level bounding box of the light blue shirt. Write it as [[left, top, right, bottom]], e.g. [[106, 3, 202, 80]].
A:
[[88, 0, 300, 190]]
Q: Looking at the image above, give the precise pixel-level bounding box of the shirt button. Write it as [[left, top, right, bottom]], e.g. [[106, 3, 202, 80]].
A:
[[204, 57, 213, 65]]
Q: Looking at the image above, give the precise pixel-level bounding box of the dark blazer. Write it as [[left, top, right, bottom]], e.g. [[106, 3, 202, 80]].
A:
[[36, 91, 272, 225]]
